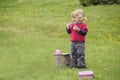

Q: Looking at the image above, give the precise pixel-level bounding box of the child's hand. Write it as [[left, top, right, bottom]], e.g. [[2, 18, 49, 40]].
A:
[[66, 23, 70, 29], [73, 26, 80, 31]]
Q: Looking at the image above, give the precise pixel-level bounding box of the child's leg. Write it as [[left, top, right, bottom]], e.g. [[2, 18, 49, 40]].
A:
[[70, 42, 77, 68], [76, 42, 86, 68]]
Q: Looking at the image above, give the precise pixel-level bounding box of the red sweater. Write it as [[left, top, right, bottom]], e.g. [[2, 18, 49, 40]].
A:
[[67, 23, 88, 42]]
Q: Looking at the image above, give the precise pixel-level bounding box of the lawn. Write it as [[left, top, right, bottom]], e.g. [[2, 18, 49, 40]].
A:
[[0, 0, 120, 80]]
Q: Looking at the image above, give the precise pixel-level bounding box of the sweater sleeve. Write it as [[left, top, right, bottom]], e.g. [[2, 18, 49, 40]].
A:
[[78, 29, 88, 35], [66, 27, 71, 34]]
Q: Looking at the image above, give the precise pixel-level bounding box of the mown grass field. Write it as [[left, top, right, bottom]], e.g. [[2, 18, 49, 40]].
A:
[[0, 0, 120, 80]]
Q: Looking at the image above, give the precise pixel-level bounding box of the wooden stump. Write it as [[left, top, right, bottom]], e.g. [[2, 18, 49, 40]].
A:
[[54, 53, 70, 67]]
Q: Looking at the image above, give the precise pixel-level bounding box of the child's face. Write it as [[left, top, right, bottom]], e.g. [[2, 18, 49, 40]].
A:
[[72, 14, 84, 23], [72, 15, 78, 23]]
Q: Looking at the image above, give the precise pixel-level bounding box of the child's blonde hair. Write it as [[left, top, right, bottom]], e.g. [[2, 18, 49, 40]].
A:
[[71, 9, 87, 21]]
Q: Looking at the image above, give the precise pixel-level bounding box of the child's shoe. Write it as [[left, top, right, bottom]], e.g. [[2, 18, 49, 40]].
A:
[[77, 66, 87, 69]]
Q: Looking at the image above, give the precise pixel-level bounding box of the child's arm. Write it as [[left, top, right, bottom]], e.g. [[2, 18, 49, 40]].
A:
[[66, 23, 71, 34], [73, 26, 88, 35], [78, 29, 88, 35]]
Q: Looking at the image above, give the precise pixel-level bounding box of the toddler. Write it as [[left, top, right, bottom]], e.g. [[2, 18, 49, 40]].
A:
[[66, 9, 88, 69]]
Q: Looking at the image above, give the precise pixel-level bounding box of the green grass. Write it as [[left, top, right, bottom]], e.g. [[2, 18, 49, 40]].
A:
[[0, 0, 120, 80]]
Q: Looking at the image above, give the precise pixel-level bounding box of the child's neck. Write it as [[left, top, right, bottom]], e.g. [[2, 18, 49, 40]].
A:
[[76, 21, 83, 24]]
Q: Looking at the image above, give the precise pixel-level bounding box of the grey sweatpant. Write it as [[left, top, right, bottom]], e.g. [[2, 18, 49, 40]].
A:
[[70, 42, 86, 68]]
